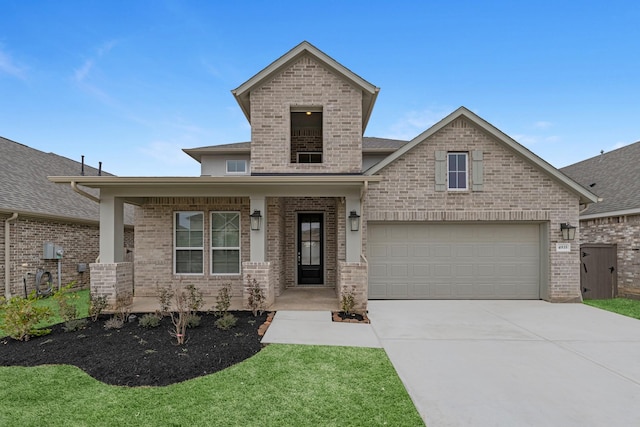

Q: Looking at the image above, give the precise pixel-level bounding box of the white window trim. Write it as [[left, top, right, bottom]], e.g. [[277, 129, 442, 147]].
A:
[[447, 152, 469, 191], [225, 159, 248, 175], [210, 211, 242, 276], [174, 211, 204, 276]]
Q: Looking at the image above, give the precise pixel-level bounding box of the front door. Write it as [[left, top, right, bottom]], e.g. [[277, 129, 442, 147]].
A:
[[297, 213, 323, 285]]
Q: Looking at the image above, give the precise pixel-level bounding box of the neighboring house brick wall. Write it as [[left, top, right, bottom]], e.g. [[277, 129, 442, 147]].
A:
[[134, 197, 250, 298], [250, 54, 363, 174], [580, 214, 640, 297], [365, 117, 582, 301], [0, 214, 135, 296]]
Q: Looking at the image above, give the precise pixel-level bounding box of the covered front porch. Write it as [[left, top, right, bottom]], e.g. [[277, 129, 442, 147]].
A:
[[49, 175, 380, 312]]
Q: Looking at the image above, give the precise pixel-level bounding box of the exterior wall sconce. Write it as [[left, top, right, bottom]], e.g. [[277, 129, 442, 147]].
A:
[[560, 223, 576, 240], [349, 210, 361, 232], [250, 210, 262, 231]]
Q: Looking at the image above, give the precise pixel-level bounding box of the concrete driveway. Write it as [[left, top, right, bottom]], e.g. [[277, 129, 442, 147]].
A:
[[367, 300, 640, 427]]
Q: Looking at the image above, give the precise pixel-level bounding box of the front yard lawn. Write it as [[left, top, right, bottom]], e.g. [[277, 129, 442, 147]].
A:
[[584, 297, 640, 320], [0, 344, 423, 426]]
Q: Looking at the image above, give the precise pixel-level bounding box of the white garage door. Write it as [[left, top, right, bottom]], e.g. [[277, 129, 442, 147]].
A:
[[368, 223, 541, 299]]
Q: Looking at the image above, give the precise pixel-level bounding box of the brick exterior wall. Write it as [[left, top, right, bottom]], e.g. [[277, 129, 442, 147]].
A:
[[249, 54, 363, 174], [0, 213, 133, 297], [90, 262, 133, 308], [580, 214, 640, 298], [338, 260, 368, 312], [133, 197, 250, 298], [365, 117, 582, 302]]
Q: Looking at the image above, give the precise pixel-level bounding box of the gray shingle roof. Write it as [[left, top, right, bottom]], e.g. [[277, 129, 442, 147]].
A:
[[560, 141, 640, 216], [0, 136, 133, 224]]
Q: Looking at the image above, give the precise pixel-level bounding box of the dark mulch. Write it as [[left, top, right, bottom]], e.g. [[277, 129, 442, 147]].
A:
[[0, 311, 267, 387]]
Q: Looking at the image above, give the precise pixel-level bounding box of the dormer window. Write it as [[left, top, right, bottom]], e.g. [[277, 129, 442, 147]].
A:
[[291, 107, 323, 163], [226, 160, 247, 174]]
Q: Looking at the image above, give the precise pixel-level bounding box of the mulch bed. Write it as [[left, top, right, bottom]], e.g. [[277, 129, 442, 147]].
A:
[[332, 311, 370, 323], [0, 311, 268, 387]]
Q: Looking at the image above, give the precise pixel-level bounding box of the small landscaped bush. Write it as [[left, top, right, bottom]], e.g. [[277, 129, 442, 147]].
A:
[[104, 317, 124, 330], [157, 285, 173, 316], [89, 294, 108, 322], [246, 276, 265, 317], [62, 318, 88, 332], [138, 313, 161, 328], [186, 314, 201, 328], [214, 283, 232, 317], [168, 284, 204, 345], [215, 313, 237, 330], [0, 292, 52, 341], [340, 286, 356, 314]]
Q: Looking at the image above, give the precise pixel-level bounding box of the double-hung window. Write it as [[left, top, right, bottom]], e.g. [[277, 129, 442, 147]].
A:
[[447, 152, 468, 191], [226, 160, 247, 174], [211, 212, 240, 275], [174, 212, 204, 274]]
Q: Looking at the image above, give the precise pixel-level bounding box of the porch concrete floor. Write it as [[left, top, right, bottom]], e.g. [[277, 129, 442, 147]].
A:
[[128, 286, 338, 313]]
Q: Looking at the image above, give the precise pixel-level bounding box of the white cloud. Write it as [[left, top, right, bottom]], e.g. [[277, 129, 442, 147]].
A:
[[74, 59, 94, 82], [0, 45, 27, 79], [72, 39, 119, 97], [136, 140, 200, 176], [533, 121, 552, 129], [512, 134, 539, 145]]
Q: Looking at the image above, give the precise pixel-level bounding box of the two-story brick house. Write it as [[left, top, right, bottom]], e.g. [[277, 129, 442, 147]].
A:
[[51, 41, 597, 309]]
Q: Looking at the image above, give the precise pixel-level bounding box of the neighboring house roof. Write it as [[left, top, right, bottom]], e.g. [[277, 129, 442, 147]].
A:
[[0, 136, 134, 225], [561, 141, 640, 218], [182, 137, 409, 163], [231, 41, 380, 133], [365, 106, 599, 205]]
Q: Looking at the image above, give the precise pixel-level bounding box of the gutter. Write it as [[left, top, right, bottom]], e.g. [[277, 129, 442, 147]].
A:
[[71, 181, 100, 203], [4, 213, 18, 299]]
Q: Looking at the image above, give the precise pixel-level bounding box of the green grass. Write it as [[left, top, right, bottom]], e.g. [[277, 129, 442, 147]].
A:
[[0, 344, 423, 427], [0, 289, 90, 337], [584, 297, 640, 320]]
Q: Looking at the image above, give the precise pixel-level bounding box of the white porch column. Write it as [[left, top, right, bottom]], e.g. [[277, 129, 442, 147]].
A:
[[99, 194, 124, 263], [249, 196, 267, 262], [345, 195, 361, 262]]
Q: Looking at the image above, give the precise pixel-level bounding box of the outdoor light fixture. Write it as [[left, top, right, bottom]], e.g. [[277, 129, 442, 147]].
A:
[[560, 222, 576, 240], [250, 210, 262, 231], [349, 210, 360, 232]]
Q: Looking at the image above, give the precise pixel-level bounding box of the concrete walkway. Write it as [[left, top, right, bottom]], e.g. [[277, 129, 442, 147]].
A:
[[264, 301, 640, 426]]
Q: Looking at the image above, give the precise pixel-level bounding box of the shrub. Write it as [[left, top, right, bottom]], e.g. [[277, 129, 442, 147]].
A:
[[114, 294, 131, 323], [247, 276, 265, 317], [186, 284, 204, 312], [214, 283, 232, 317], [0, 292, 52, 341], [340, 286, 356, 314], [63, 318, 87, 332], [215, 313, 237, 330], [156, 286, 174, 316], [89, 294, 108, 322], [138, 313, 161, 328], [186, 314, 201, 328], [53, 283, 79, 323], [104, 317, 124, 330]]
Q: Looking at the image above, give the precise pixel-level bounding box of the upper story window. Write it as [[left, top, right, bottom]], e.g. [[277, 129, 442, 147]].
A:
[[447, 152, 468, 190], [226, 159, 247, 174], [174, 211, 204, 274], [291, 107, 323, 163]]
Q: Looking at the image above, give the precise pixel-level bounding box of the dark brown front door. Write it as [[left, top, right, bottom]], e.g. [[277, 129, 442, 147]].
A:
[[297, 213, 323, 285]]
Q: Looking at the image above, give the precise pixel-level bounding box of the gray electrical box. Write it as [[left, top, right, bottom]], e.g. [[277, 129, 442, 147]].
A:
[[43, 242, 55, 259], [77, 263, 87, 273]]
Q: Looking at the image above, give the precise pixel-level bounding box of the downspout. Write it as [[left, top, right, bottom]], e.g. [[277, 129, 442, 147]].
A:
[[5, 213, 18, 299], [359, 181, 368, 263], [71, 181, 100, 203]]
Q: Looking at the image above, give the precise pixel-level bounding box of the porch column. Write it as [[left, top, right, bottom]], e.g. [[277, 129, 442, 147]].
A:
[[345, 195, 361, 262], [99, 194, 124, 263], [249, 196, 267, 262]]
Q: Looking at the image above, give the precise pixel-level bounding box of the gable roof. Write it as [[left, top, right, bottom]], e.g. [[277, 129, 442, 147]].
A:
[[0, 136, 134, 225], [231, 41, 380, 132], [183, 137, 408, 163], [365, 107, 599, 205], [560, 141, 640, 218]]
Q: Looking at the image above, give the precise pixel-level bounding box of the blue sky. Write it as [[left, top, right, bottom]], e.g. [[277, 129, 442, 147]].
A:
[[1, 0, 639, 176]]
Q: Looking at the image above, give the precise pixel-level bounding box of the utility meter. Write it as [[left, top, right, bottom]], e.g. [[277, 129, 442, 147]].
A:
[[55, 246, 64, 259]]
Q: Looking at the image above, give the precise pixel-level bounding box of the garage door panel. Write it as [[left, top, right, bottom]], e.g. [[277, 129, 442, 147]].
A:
[[368, 223, 540, 300]]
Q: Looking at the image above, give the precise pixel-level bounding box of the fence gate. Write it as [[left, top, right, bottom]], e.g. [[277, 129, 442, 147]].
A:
[[580, 244, 617, 299]]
